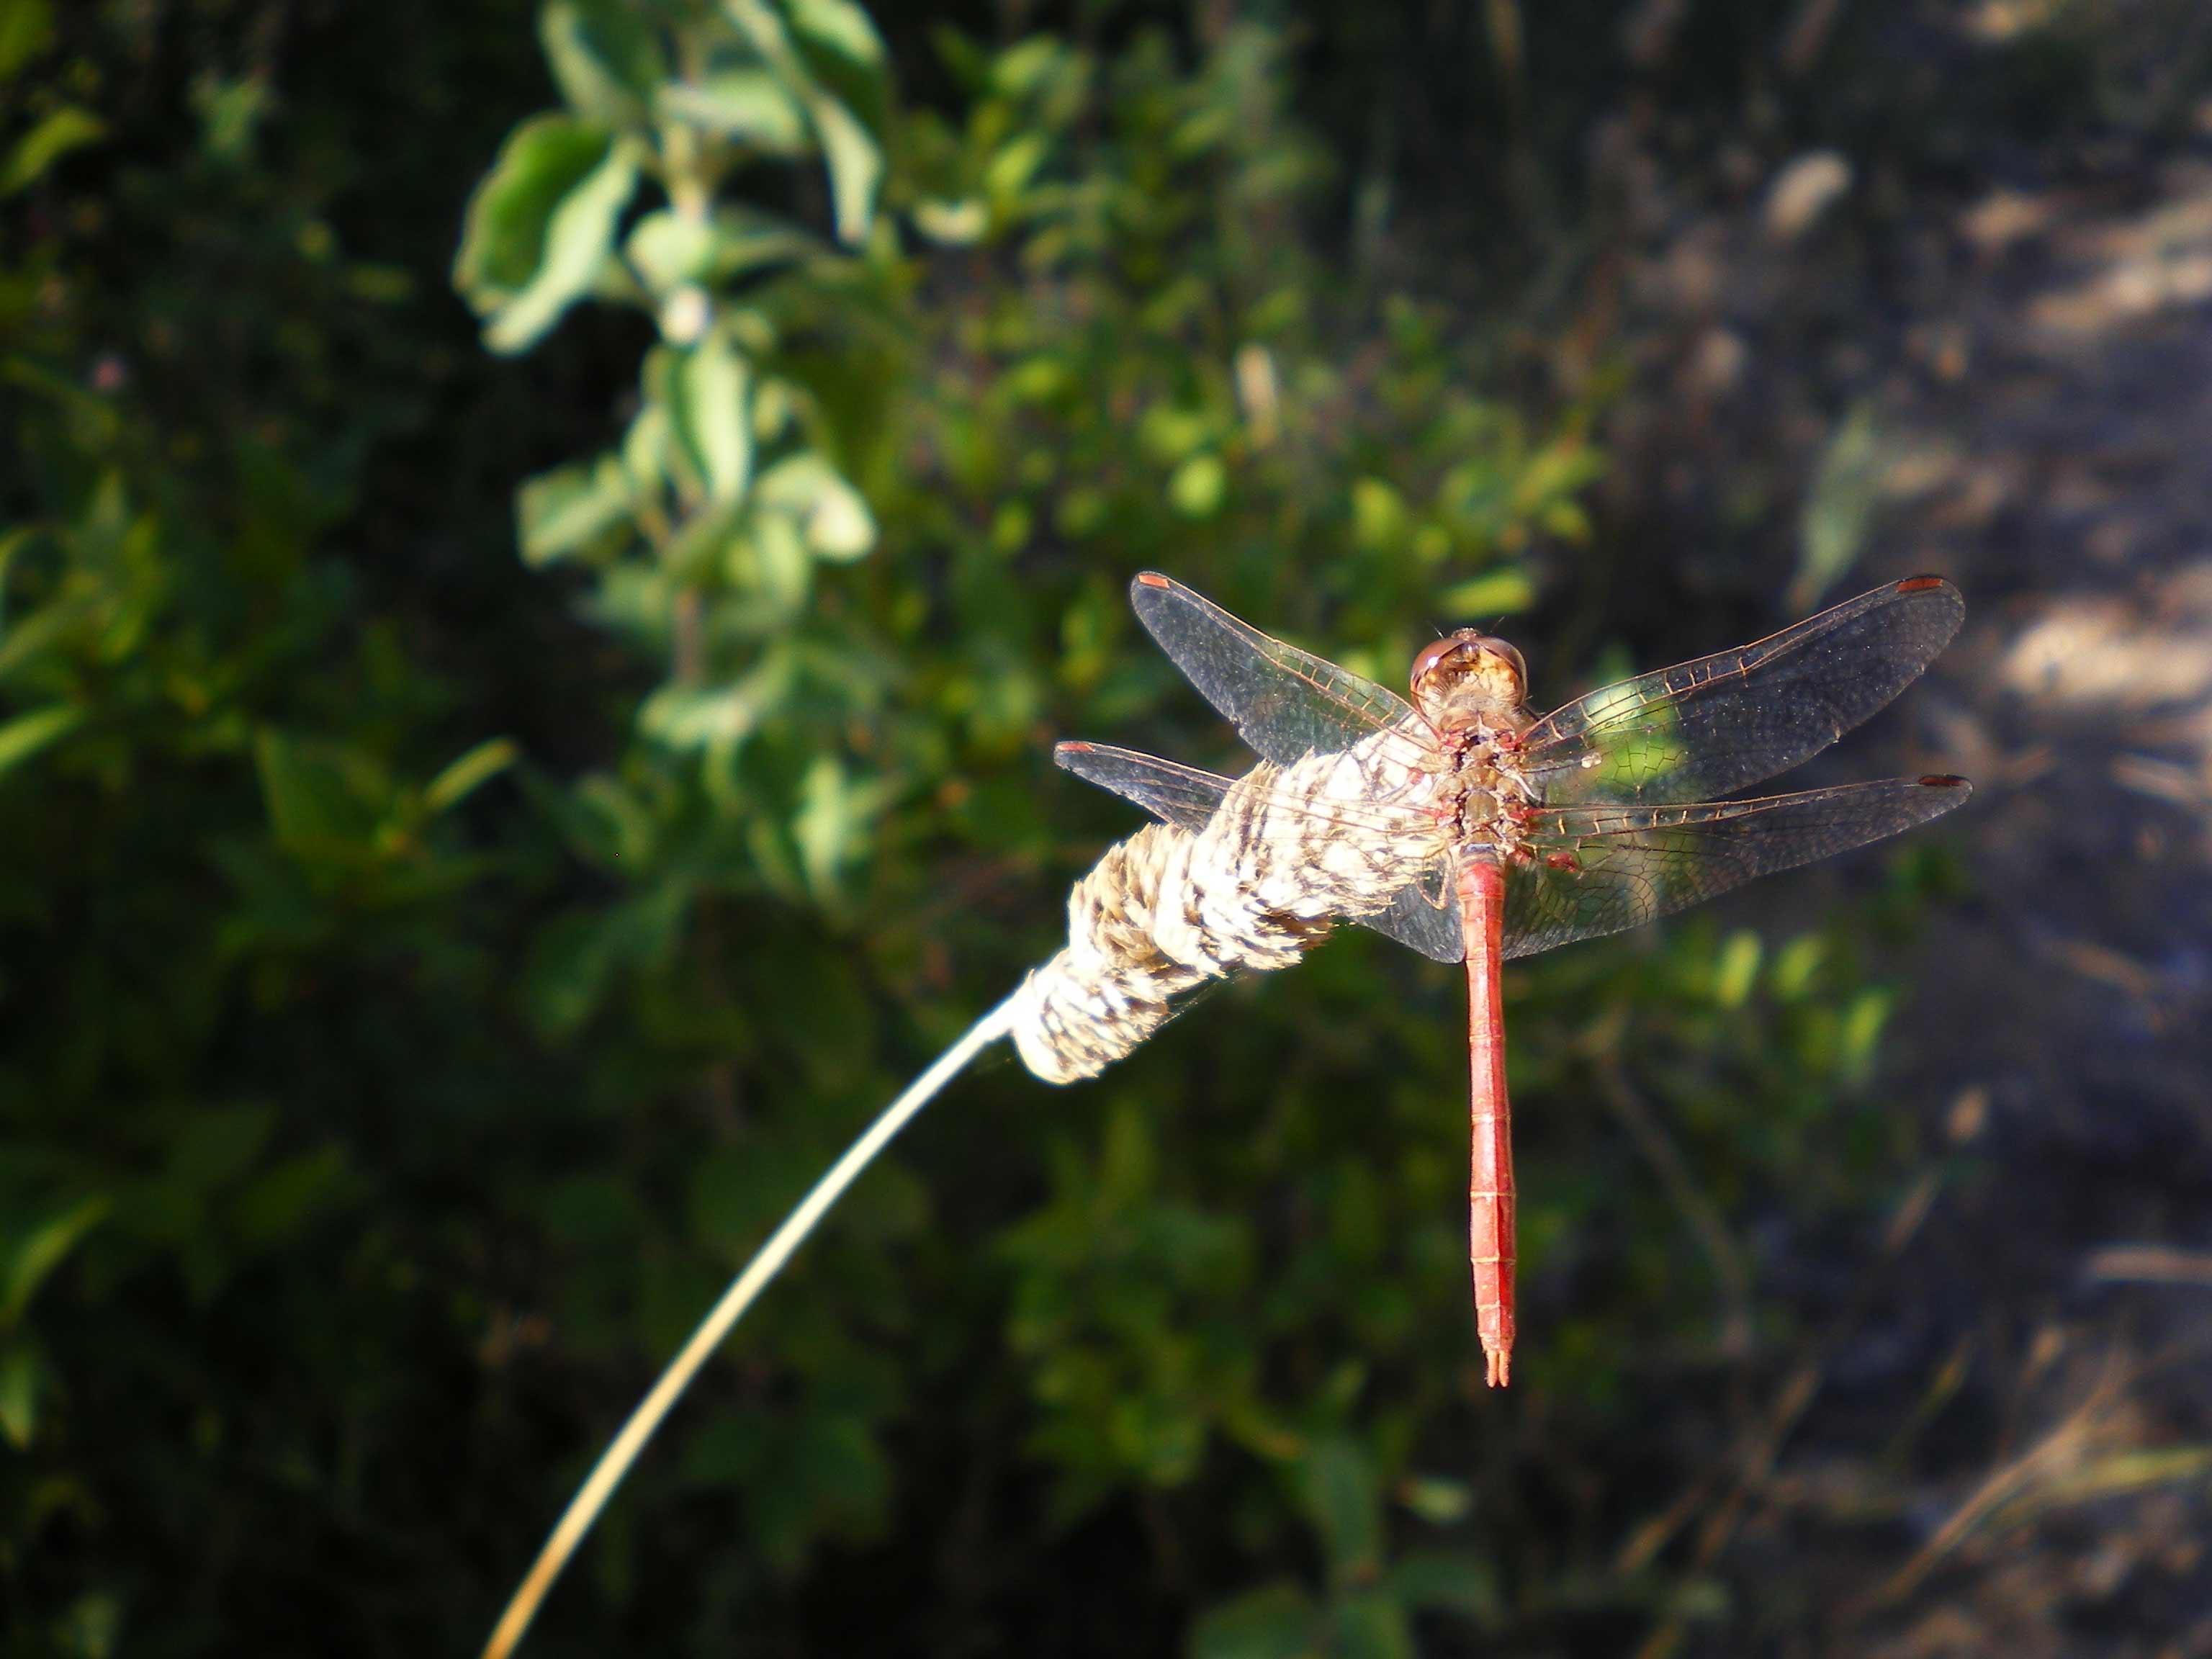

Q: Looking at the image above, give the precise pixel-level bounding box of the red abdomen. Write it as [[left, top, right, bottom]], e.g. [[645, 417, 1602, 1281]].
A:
[[1461, 857, 1516, 1387]]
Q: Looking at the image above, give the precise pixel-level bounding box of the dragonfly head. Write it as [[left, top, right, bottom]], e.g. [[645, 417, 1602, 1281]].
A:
[[1408, 631, 1529, 724]]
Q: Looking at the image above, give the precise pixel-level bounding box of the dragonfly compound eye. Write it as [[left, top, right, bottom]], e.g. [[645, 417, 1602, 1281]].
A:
[[1408, 636, 1467, 691]]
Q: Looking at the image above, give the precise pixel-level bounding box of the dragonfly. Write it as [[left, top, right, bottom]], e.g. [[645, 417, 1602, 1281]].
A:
[[1056, 572, 1969, 1388]]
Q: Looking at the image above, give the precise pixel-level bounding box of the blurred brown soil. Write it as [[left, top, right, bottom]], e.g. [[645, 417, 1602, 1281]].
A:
[[1590, 45, 2212, 1659]]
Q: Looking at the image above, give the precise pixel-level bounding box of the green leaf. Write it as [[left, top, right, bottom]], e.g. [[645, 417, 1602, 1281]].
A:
[[676, 333, 752, 504], [787, 0, 891, 150], [786, 0, 887, 83], [0, 0, 55, 81], [1349, 477, 1406, 552], [192, 72, 269, 163], [626, 210, 718, 293], [1791, 402, 1882, 612], [1712, 930, 1763, 1010], [1512, 436, 1605, 512], [656, 70, 809, 150], [1394, 1474, 1471, 1525], [517, 455, 633, 565], [480, 135, 639, 354], [0, 104, 104, 196], [0, 703, 82, 779], [723, 0, 881, 244], [791, 753, 894, 900], [1188, 1582, 1322, 1659], [912, 197, 987, 246], [637, 667, 785, 752], [170, 1103, 277, 1190], [539, 0, 663, 127], [454, 115, 611, 306], [231, 1148, 349, 1245], [622, 400, 673, 499], [1297, 1438, 1382, 1581], [804, 95, 882, 248], [1437, 567, 1534, 616], [985, 131, 1051, 201], [1385, 1550, 1503, 1626], [704, 207, 821, 278], [1169, 453, 1226, 518], [423, 738, 519, 815], [727, 507, 812, 628], [255, 729, 390, 853], [0, 1342, 36, 1447], [1330, 1592, 1414, 1659], [755, 452, 875, 559], [0, 1195, 108, 1328]]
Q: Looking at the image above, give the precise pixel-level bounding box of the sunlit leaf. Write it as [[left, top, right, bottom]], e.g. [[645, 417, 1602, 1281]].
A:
[[1169, 452, 1226, 518], [0, 1344, 37, 1447], [1394, 1474, 1471, 1525], [0, 1195, 109, 1328], [703, 207, 821, 277], [0, 703, 82, 779], [453, 115, 611, 307], [657, 70, 809, 150], [727, 508, 812, 628], [539, 0, 663, 127], [1791, 402, 1882, 613], [677, 331, 752, 503], [1439, 565, 1535, 617], [804, 96, 883, 248], [637, 652, 793, 751], [481, 137, 639, 354], [625, 210, 719, 293], [755, 451, 875, 559], [1350, 477, 1405, 552], [722, 0, 881, 243], [0, 104, 104, 196], [517, 456, 632, 565], [912, 197, 986, 245], [423, 738, 519, 815], [1713, 930, 1763, 1010]]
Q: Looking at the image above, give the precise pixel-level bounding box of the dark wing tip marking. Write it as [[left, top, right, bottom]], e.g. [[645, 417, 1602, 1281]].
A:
[[1895, 574, 1954, 594], [1918, 773, 1972, 791]]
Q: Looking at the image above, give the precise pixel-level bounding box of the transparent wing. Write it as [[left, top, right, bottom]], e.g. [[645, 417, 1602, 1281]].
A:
[[1360, 864, 1465, 963], [1501, 775, 1972, 959], [1520, 577, 1965, 808], [1128, 572, 1437, 769], [1053, 741, 1227, 832], [1053, 741, 1466, 963]]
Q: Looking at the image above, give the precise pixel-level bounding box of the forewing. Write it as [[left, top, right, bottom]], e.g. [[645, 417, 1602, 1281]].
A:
[[1128, 572, 1430, 766], [1501, 775, 1971, 959], [1520, 577, 1964, 807], [1051, 740, 1465, 963]]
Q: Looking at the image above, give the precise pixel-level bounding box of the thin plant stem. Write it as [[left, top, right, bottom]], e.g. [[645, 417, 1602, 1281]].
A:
[[481, 995, 1022, 1659]]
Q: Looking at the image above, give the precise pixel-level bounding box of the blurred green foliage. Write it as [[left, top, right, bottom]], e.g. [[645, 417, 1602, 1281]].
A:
[[0, 1, 1974, 1653]]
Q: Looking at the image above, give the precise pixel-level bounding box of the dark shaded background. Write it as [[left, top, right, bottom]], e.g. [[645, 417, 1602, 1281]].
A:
[[4, 1, 2210, 1655]]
